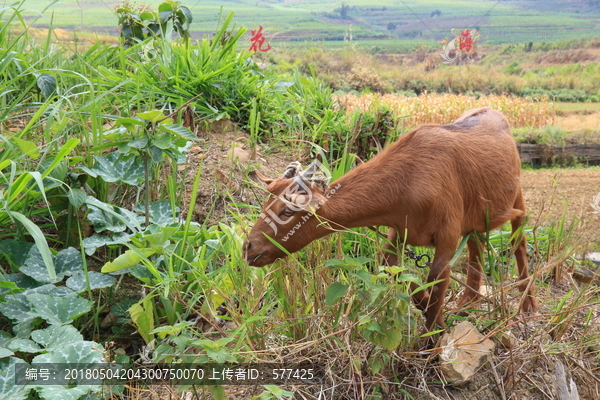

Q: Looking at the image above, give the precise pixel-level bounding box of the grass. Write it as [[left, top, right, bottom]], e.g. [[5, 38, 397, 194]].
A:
[[555, 102, 600, 112]]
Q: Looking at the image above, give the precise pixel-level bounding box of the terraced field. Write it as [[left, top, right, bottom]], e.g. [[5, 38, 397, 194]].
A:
[[18, 0, 600, 44]]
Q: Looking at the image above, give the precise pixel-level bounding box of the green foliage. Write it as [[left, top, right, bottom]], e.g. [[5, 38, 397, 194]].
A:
[[116, 0, 193, 45], [324, 256, 420, 351]]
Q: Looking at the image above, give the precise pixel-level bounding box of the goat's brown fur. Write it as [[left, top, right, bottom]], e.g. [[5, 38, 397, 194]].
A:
[[244, 107, 539, 331]]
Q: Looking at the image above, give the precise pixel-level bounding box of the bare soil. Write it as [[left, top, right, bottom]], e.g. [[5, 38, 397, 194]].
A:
[[521, 168, 600, 247]]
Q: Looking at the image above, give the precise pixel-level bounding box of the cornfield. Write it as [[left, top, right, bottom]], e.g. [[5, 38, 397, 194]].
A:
[[336, 93, 555, 129]]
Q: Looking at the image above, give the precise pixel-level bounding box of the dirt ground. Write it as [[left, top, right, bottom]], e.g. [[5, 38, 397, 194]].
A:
[[521, 168, 600, 248]]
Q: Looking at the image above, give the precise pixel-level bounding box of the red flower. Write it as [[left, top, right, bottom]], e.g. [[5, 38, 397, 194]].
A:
[[458, 29, 473, 52]]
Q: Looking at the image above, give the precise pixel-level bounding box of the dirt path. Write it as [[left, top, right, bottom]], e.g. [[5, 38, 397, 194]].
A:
[[520, 168, 600, 247]]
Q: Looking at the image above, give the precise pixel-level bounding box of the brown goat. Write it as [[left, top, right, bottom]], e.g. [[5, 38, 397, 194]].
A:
[[244, 107, 539, 331]]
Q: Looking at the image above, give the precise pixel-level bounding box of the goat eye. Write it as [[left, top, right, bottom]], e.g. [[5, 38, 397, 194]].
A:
[[282, 208, 294, 217]]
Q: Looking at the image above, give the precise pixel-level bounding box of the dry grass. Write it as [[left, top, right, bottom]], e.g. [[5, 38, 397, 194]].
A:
[[555, 112, 600, 133], [336, 93, 555, 130]]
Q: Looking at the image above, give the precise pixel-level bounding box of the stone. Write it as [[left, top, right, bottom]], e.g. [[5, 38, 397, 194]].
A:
[[572, 268, 597, 284], [438, 321, 495, 383], [585, 252, 600, 266], [499, 330, 518, 349], [227, 145, 250, 163]]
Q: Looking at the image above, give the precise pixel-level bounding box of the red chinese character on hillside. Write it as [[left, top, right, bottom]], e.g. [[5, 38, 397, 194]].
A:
[[249, 26, 271, 52], [458, 29, 473, 52]]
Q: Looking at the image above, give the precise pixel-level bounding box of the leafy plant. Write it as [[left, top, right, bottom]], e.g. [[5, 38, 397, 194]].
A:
[[115, 0, 193, 45], [0, 245, 113, 400]]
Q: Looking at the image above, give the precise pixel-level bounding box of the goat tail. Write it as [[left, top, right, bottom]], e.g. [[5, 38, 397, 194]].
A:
[[488, 208, 524, 229]]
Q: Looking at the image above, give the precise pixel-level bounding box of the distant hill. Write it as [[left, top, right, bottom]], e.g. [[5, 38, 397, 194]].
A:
[[19, 0, 600, 45]]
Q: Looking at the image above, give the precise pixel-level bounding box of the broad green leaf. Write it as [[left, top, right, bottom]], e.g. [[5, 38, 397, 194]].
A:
[[101, 248, 156, 273], [80, 152, 144, 185], [159, 10, 172, 23], [128, 136, 149, 149], [12, 138, 39, 159], [325, 282, 349, 306], [115, 117, 145, 130], [150, 321, 194, 339], [0, 272, 41, 297], [161, 124, 196, 140], [6, 339, 42, 353], [152, 342, 175, 363], [137, 110, 165, 122], [149, 145, 163, 163], [365, 321, 384, 334], [66, 188, 86, 208], [0, 357, 31, 400], [32, 340, 104, 365], [379, 326, 403, 351], [206, 347, 236, 363], [158, 1, 173, 12], [140, 11, 156, 20], [210, 385, 226, 400], [85, 196, 142, 233], [133, 200, 177, 225], [180, 5, 193, 23], [0, 301, 31, 321], [27, 293, 93, 325], [81, 232, 132, 256], [53, 247, 84, 276], [129, 299, 154, 344], [0, 348, 13, 358], [0, 284, 55, 322], [66, 271, 116, 293], [49, 286, 75, 297], [31, 325, 83, 350], [130, 263, 156, 282], [368, 284, 389, 305], [111, 300, 137, 321], [261, 385, 294, 398], [101, 126, 130, 140], [9, 212, 55, 279], [0, 239, 34, 268], [143, 226, 179, 247], [20, 247, 82, 284], [36, 73, 56, 99], [32, 341, 104, 400], [152, 132, 173, 149]]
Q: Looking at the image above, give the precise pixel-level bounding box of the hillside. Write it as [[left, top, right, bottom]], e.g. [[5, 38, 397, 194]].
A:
[[19, 0, 600, 44]]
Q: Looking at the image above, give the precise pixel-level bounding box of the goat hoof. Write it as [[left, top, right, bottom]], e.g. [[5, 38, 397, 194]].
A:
[[522, 296, 540, 314], [456, 293, 482, 309]]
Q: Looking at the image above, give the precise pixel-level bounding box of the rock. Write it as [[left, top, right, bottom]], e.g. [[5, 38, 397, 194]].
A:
[[499, 330, 518, 349], [215, 169, 241, 195], [227, 145, 250, 164], [572, 268, 597, 284], [439, 321, 495, 383], [100, 313, 117, 329], [555, 361, 580, 400], [585, 252, 600, 266]]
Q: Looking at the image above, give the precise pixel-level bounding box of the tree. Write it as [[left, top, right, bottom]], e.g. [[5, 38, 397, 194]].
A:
[[387, 22, 397, 31], [340, 3, 350, 19], [431, 9, 441, 17]]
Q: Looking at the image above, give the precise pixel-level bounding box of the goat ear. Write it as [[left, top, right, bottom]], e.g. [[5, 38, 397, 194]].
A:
[[286, 192, 327, 212], [254, 170, 274, 185]]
